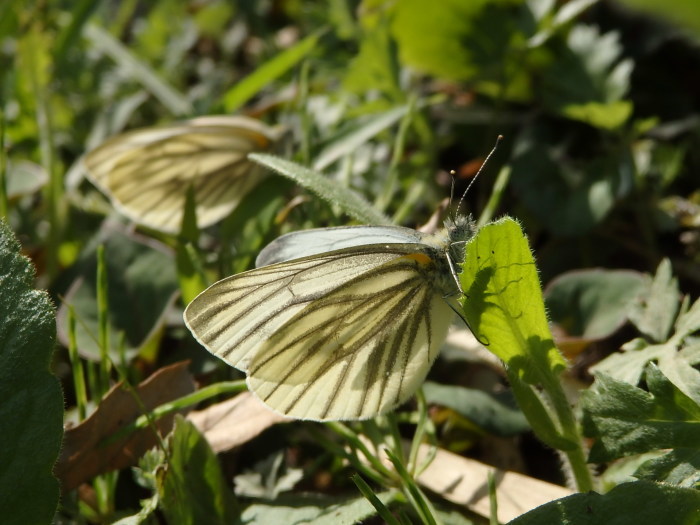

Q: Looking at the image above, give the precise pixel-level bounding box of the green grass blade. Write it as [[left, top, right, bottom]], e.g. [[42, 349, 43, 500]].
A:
[[83, 23, 193, 116], [223, 28, 327, 113]]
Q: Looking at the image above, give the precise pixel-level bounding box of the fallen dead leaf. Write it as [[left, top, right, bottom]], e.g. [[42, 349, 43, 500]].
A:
[[55, 361, 195, 492], [188, 391, 289, 453], [415, 444, 573, 522]]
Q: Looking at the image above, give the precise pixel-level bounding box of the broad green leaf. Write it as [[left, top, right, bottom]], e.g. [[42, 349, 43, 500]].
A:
[[233, 452, 303, 499], [422, 381, 529, 437], [461, 217, 567, 380], [240, 492, 398, 525], [593, 296, 700, 402], [590, 337, 667, 386], [248, 153, 391, 225], [545, 268, 645, 340], [619, 0, 700, 35], [541, 25, 634, 129], [507, 480, 700, 525], [635, 448, 700, 488], [342, 15, 402, 100], [582, 365, 700, 462], [390, 0, 535, 100], [222, 29, 326, 113], [628, 258, 680, 342], [57, 230, 179, 361], [0, 220, 63, 525], [510, 124, 632, 236], [158, 416, 239, 525], [460, 217, 573, 450]]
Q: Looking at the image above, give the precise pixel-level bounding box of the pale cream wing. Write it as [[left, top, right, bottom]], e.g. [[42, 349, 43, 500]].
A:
[[246, 251, 455, 421], [184, 246, 414, 372], [84, 116, 279, 233]]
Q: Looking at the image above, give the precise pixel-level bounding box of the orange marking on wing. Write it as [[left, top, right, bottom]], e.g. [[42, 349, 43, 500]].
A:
[[403, 253, 433, 266]]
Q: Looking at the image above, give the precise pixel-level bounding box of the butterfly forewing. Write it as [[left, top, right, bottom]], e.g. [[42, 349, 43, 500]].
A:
[[184, 247, 408, 371], [184, 244, 455, 421]]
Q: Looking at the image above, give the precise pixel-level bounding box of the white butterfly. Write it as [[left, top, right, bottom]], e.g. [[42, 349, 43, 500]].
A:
[[83, 115, 283, 233], [183, 216, 475, 421]]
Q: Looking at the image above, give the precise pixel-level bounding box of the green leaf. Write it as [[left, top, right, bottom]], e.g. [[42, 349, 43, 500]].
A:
[[248, 154, 391, 225], [582, 365, 700, 463], [628, 258, 680, 342], [390, 0, 535, 100], [507, 480, 700, 525], [635, 448, 700, 488], [592, 290, 700, 402], [222, 29, 326, 113], [541, 25, 634, 129], [342, 15, 402, 100], [460, 217, 573, 451], [157, 416, 239, 525], [510, 124, 632, 236], [619, 0, 700, 35], [240, 492, 398, 525], [57, 230, 179, 362], [461, 217, 567, 380], [545, 268, 646, 339], [233, 452, 303, 499], [0, 219, 63, 525], [422, 381, 529, 437]]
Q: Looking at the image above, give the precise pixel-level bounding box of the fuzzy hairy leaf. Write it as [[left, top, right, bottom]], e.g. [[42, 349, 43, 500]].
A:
[[0, 220, 63, 524]]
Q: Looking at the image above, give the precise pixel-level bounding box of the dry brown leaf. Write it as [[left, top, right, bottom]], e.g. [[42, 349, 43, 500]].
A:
[[415, 444, 572, 522], [55, 361, 195, 492], [187, 391, 289, 453]]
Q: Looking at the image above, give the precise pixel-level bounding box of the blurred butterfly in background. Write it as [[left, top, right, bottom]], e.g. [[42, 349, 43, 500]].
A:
[[84, 115, 284, 233], [184, 217, 476, 421]]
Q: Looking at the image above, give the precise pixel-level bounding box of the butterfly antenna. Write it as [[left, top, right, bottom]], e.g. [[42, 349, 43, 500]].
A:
[[455, 135, 503, 214], [448, 170, 457, 221]]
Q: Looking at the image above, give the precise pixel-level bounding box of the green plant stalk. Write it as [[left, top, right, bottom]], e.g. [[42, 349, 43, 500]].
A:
[[93, 471, 118, 519], [385, 448, 440, 525], [0, 100, 7, 219], [408, 388, 430, 476], [67, 306, 88, 421], [26, 24, 63, 279], [96, 244, 111, 395], [351, 475, 401, 525], [385, 413, 406, 466], [542, 373, 594, 492], [488, 470, 499, 525], [309, 426, 387, 486], [376, 95, 416, 212], [298, 59, 312, 167], [327, 422, 396, 481], [103, 380, 246, 446]]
